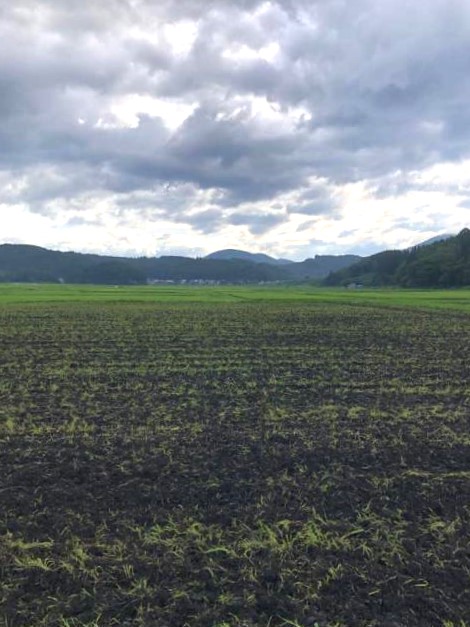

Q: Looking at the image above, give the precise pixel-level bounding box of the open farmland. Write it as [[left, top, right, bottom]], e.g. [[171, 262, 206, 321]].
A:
[[1, 286, 470, 626]]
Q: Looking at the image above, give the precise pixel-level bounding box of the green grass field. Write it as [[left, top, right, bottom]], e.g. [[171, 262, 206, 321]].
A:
[[1, 282, 470, 310]]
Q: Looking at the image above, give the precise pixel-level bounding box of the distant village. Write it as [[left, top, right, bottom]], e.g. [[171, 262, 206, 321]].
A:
[[147, 278, 282, 285]]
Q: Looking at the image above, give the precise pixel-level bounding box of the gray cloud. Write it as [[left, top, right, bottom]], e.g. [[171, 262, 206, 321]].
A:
[[227, 211, 286, 235], [1, 0, 470, 238], [65, 215, 103, 227], [184, 209, 223, 234], [287, 182, 340, 215]]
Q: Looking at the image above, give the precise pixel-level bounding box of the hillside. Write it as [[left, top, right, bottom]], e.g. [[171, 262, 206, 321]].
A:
[[283, 255, 361, 280], [0, 244, 360, 284], [413, 234, 454, 248], [324, 228, 470, 287], [0, 245, 122, 283], [204, 249, 291, 265]]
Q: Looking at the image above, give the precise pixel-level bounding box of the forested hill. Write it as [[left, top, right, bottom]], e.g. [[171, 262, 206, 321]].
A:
[[0, 244, 359, 284], [324, 228, 470, 287]]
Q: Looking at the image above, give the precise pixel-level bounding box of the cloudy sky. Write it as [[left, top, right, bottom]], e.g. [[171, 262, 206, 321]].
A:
[[1, 0, 469, 260]]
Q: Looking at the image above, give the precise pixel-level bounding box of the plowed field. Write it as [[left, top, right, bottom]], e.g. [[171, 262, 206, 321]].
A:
[[1, 298, 470, 626]]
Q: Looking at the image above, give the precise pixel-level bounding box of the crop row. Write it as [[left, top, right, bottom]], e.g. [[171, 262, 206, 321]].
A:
[[1, 302, 469, 626]]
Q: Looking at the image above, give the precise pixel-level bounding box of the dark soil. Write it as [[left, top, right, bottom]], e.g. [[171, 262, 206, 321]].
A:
[[1, 302, 469, 626]]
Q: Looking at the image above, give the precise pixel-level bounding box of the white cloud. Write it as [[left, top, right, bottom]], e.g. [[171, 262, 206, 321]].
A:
[[97, 94, 198, 130], [0, 0, 469, 259], [163, 20, 199, 57]]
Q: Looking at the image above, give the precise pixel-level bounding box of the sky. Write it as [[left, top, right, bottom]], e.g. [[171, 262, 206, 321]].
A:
[[1, 0, 470, 260]]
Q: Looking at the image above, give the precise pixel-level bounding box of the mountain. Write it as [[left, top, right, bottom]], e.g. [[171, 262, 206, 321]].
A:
[[205, 249, 292, 265], [0, 245, 285, 284], [324, 228, 470, 287], [409, 233, 454, 249], [138, 256, 287, 282], [283, 255, 361, 280], [0, 244, 146, 284], [0, 244, 361, 284]]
